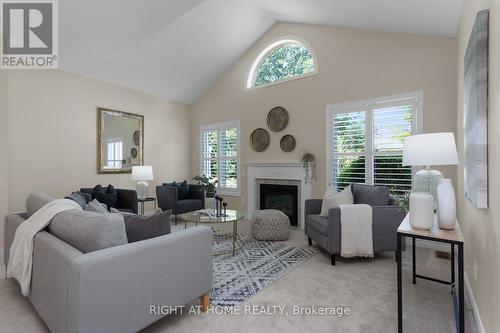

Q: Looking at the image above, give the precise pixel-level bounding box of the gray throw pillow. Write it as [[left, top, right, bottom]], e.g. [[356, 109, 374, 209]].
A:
[[26, 193, 56, 218], [49, 210, 128, 253], [351, 183, 390, 206], [65, 192, 86, 209], [85, 199, 108, 213], [123, 209, 172, 243]]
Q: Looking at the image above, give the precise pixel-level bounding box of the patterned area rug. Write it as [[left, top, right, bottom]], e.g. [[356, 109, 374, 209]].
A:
[[211, 240, 315, 308]]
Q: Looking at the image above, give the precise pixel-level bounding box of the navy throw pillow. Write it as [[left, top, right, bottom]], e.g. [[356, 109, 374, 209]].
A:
[[92, 184, 118, 209], [163, 181, 190, 200]]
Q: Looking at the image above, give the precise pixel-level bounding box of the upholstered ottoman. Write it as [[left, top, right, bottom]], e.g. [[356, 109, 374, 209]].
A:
[[252, 209, 290, 241]]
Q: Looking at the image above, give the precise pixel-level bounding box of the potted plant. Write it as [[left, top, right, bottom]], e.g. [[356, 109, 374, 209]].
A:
[[301, 152, 316, 183], [397, 192, 410, 214], [192, 175, 217, 198]]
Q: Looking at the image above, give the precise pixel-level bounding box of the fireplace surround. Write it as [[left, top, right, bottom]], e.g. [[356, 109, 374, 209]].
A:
[[246, 162, 312, 229]]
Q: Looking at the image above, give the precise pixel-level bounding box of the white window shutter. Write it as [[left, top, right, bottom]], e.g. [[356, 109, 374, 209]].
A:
[[332, 111, 366, 191], [200, 120, 240, 195], [329, 94, 417, 197], [372, 105, 413, 196]]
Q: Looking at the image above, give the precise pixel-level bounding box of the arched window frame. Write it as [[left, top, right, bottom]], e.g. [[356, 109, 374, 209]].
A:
[[246, 37, 318, 89]]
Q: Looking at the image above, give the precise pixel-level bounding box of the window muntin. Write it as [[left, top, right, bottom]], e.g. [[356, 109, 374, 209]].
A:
[[247, 39, 316, 88], [200, 121, 240, 195], [328, 94, 419, 197]]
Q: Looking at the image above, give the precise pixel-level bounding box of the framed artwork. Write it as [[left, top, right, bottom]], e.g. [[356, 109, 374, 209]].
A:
[[464, 9, 489, 209]]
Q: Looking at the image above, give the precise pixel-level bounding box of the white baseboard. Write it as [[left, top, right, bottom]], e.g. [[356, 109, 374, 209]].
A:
[[465, 273, 485, 333]]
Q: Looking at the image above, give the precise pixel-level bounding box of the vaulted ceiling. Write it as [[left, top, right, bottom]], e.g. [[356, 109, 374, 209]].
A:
[[59, 0, 463, 103]]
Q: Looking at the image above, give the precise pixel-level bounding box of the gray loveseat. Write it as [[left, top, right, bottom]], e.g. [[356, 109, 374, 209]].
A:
[[4, 193, 213, 333], [305, 184, 405, 265]]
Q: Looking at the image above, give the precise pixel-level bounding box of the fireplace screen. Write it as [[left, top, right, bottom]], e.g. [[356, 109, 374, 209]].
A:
[[259, 184, 298, 226]]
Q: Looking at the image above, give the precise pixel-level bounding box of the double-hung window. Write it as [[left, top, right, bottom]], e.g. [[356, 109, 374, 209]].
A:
[[327, 93, 421, 197], [200, 120, 240, 196]]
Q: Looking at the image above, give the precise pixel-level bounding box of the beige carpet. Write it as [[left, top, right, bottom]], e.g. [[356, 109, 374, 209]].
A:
[[0, 221, 479, 333]]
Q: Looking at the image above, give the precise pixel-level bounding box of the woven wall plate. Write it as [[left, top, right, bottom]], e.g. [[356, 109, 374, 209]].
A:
[[250, 128, 270, 152], [133, 130, 140, 146], [267, 106, 289, 132], [280, 135, 296, 152]]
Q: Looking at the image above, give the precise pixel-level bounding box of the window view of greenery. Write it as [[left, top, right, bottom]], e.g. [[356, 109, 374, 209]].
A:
[[333, 112, 366, 190], [202, 130, 218, 184], [254, 43, 315, 87], [372, 107, 413, 197], [220, 128, 238, 189], [202, 128, 238, 191], [333, 106, 413, 197]]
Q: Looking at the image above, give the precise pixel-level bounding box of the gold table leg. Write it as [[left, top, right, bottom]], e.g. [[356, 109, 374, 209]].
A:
[[200, 292, 210, 312], [232, 220, 238, 256]]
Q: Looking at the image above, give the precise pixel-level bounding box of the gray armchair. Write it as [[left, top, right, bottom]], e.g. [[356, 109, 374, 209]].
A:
[[156, 184, 205, 224], [305, 184, 406, 265]]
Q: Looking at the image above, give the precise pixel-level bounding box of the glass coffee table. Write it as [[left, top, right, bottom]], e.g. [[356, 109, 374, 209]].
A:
[[178, 209, 246, 256]]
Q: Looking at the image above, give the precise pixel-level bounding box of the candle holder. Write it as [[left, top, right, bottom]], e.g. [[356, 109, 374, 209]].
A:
[[214, 196, 220, 216], [217, 197, 224, 217]]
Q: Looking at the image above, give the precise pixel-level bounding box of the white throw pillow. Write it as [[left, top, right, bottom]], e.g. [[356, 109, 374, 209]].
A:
[[320, 185, 353, 217]]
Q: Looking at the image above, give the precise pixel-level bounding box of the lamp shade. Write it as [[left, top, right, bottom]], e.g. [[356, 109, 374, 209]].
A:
[[131, 166, 154, 181], [403, 133, 458, 166]]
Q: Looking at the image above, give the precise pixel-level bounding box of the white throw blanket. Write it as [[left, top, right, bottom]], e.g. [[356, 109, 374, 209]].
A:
[[7, 199, 82, 296], [339, 204, 373, 258]]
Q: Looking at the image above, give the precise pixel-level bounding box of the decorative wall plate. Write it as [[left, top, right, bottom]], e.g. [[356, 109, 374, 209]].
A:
[[280, 135, 296, 152], [267, 106, 289, 132], [133, 130, 140, 146], [130, 148, 138, 158], [250, 128, 270, 152]]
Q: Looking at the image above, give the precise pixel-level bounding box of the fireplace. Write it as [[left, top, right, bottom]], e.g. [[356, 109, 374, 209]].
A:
[[248, 164, 312, 229], [259, 183, 298, 227]]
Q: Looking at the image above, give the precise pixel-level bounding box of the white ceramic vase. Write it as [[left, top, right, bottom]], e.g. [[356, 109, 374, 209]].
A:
[[409, 192, 434, 230], [437, 179, 456, 230]]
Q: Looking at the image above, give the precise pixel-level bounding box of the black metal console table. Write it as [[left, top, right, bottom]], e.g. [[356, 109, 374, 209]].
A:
[[397, 214, 465, 333]]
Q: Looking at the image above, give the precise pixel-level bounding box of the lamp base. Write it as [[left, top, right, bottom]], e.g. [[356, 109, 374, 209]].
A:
[[413, 167, 443, 200], [136, 181, 149, 200]]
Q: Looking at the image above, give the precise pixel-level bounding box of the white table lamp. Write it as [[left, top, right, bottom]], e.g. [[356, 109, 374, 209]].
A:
[[403, 133, 458, 199], [132, 166, 154, 200], [403, 133, 459, 229]]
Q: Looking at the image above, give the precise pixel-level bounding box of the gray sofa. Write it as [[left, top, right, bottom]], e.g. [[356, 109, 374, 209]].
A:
[[305, 184, 406, 265], [4, 193, 213, 333]]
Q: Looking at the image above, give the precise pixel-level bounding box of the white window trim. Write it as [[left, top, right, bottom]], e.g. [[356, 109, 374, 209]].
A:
[[246, 36, 318, 90], [200, 120, 241, 196], [325, 91, 423, 188]]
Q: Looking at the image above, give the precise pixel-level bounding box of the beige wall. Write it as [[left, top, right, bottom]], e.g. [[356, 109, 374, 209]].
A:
[[191, 23, 457, 211], [6, 70, 191, 224], [457, 1, 499, 332], [0, 64, 8, 252]]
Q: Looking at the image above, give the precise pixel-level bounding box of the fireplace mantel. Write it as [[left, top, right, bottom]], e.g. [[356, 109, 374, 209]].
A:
[[246, 162, 313, 229]]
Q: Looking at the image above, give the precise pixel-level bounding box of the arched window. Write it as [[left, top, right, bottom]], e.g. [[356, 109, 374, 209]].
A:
[[247, 38, 317, 88]]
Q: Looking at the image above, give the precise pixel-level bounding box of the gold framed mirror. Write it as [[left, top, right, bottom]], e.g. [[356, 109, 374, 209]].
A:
[[97, 107, 144, 174]]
